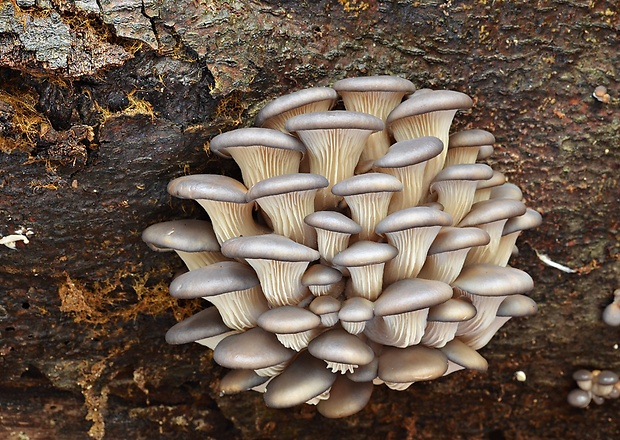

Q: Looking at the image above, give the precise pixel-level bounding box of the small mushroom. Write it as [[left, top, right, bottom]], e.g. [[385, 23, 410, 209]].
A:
[[257, 306, 322, 351], [493, 208, 543, 266], [592, 370, 619, 397], [308, 328, 375, 374], [304, 211, 361, 265], [445, 129, 496, 167], [602, 288, 620, 327], [440, 338, 488, 376], [473, 171, 507, 203], [219, 369, 270, 396], [338, 297, 374, 335], [573, 369, 593, 392], [567, 388, 592, 408], [301, 264, 344, 297], [421, 297, 478, 348], [165, 306, 237, 350], [309, 295, 342, 327]]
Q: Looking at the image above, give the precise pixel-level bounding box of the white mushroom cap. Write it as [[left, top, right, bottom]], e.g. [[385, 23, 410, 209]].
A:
[[602, 289, 620, 326], [209, 128, 306, 188]]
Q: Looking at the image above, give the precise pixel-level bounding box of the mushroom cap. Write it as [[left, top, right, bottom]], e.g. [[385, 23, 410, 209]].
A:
[[496, 294, 538, 317], [167, 174, 248, 203], [246, 173, 329, 201], [257, 306, 321, 334], [209, 127, 305, 158], [213, 327, 295, 369], [331, 240, 398, 268], [221, 234, 320, 262], [426, 226, 490, 255], [219, 369, 269, 395], [431, 164, 494, 183], [459, 199, 527, 227], [255, 87, 338, 127], [374, 278, 453, 316], [453, 264, 534, 297], [285, 110, 384, 132], [387, 90, 473, 123], [567, 389, 591, 408], [308, 328, 375, 365], [572, 369, 593, 382], [339, 297, 374, 322], [168, 261, 260, 299], [477, 144, 494, 160], [475, 171, 506, 190], [427, 298, 478, 322], [301, 264, 343, 287], [448, 129, 495, 149], [331, 173, 403, 196], [502, 208, 543, 235], [378, 345, 448, 383], [440, 339, 488, 371], [490, 183, 523, 201], [597, 370, 619, 386], [309, 295, 342, 315], [333, 75, 415, 93], [373, 136, 444, 168], [142, 219, 220, 252], [165, 307, 230, 345], [263, 350, 336, 408], [304, 211, 362, 234], [347, 356, 379, 383], [375, 206, 452, 235], [317, 375, 374, 418]]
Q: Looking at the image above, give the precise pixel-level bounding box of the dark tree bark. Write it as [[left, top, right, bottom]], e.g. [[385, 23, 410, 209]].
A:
[[1, 0, 619, 438]]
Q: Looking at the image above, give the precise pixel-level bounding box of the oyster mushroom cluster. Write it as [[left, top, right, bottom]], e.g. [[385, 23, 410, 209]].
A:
[[143, 76, 541, 418], [567, 369, 620, 408]]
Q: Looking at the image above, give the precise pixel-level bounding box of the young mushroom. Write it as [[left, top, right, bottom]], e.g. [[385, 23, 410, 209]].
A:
[[257, 305, 322, 351], [308, 328, 375, 374], [301, 264, 345, 297], [165, 306, 237, 350], [602, 288, 620, 326], [304, 211, 362, 265], [445, 129, 496, 167]]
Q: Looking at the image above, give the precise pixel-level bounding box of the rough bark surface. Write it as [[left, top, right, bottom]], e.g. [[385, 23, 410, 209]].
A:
[[1, 0, 619, 439]]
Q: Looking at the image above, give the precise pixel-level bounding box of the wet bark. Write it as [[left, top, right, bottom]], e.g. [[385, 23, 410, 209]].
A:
[[1, 0, 619, 439]]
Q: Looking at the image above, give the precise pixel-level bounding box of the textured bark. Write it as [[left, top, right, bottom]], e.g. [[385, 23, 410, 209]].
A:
[[1, 0, 619, 439]]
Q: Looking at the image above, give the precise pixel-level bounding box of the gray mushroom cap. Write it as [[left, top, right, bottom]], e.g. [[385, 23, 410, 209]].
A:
[[308, 328, 375, 366], [597, 370, 619, 386], [317, 375, 374, 418], [459, 199, 527, 227], [496, 294, 538, 317], [263, 350, 336, 408], [304, 211, 362, 234], [331, 240, 398, 267], [213, 327, 295, 370], [257, 306, 321, 334], [440, 339, 488, 371], [502, 208, 543, 236], [221, 234, 320, 262], [285, 110, 384, 132], [448, 129, 495, 149], [165, 307, 230, 345], [373, 136, 444, 168], [477, 144, 495, 160], [209, 127, 305, 158], [374, 278, 453, 316], [378, 345, 448, 383], [167, 174, 248, 203], [453, 264, 534, 297], [347, 356, 379, 383], [333, 75, 415, 93], [573, 369, 593, 383], [475, 171, 506, 190], [309, 295, 341, 315], [255, 87, 338, 127], [219, 369, 270, 396], [386, 90, 473, 123], [168, 261, 259, 299], [375, 206, 452, 235], [331, 172, 403, 196], [301, 264, 343, 287], [427, 298, 477, 322], [142, 220, 220, 253], [490, 183, 523, 200], [426, 226, 490, 255], [432, 164, 494, 183], [567, 389, 592, 408], [246, 173, 328, 201], [339, 297, 374, 322]]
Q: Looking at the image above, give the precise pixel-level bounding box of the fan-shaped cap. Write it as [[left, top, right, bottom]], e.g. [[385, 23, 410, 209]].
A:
[[301, 264, 343, 287], [285, 110, 384, 132], [387, 90, 473, 123], [490, 183, 523, 201], [331, 173, 403, 196], [459, 199, 527, 227], [427, 226, 490, 255], [317, 375, 374, 418], [246, 173, 328, 201], [210, 127, 305, 158], [374, 278, 453, 316], [339, 297, 374, 322], [142, 220, 220, 253], [378, 345, 448, 382], [453, 264, 534, 297], [168, 174, 248, 203], [213, 327, 295, 369], [373, 136, 444, 168], [427, 298, 477, 322], [440, 339, 488, 371], [475, 171, 506, 190], [169, 261, 259, 299], [221, 234, 320, 262], [219, 369, 269, 396], [333, 75, 415, 93], [263, 350, 336, 408], [165, 307, 230, 345], [347, 356, 379, 383], [502, 208, 543, 235], [496, 294, 538, 317], [309, 295, 341, 315], [432, 164, 494, 183], [448, 129, 495, 149], [308, 329, 375, 366], [304, 211, 362, 234], [331, 241, 398, 267], [256, 87, 338, 127], [375, 206, 452, 235], [257, 306, 321, 334]]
